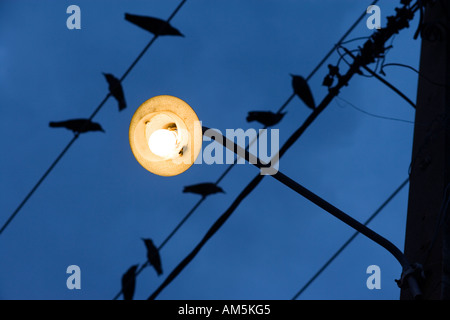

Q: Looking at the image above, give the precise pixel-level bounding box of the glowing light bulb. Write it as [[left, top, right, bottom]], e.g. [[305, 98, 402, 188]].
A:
[[148, 129, 179, 158], [129, 95, 202, 176]]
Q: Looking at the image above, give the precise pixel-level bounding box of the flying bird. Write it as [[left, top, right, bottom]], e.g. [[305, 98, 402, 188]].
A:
[[121, 264, 138, 301], [246, 111, 286, 127], [183, 182, 225, 198], [125, 13, 184, 37], [103, 73, 126, 111], [49, 119, 105, 134], [291, 74, 316, 110], [142, 238, 163, 276]]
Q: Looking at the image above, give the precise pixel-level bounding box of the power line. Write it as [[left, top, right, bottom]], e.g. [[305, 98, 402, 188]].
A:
[[381, 62, 450, 88], [303, 0, 380, 86], [335, 96, 415, 124], [0, 135, 80, 235], [111, 0, 380, 300], [112, 196, 206, 300], [0, 0, 188, 236], [337, 35, 396, 79], [146, 0, 421, 300], [291, 177, 410, 300], [340, 46, 417, 109]]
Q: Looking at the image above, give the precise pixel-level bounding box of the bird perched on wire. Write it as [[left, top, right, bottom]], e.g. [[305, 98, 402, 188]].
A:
[[121, 264, 138, 300], [125, 13, 184, 37], [103, 73, 126, 111], [49, 119, 105, 134], [291, 74, 316, 110], [142, 238, 163, 276], [183, 183, 225, 198], [246, 111, 286, 127]]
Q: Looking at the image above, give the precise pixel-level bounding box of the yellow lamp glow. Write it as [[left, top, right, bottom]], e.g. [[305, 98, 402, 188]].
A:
[[129, 95, 202, 176]]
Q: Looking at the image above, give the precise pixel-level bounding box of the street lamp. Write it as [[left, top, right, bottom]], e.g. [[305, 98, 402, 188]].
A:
[[129, 95, 202, 177], [129, 95, 423, 299]]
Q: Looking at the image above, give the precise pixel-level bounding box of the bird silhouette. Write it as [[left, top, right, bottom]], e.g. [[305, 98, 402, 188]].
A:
[[121, 264, 138, 300], [125, 13, 184, 37], [291, 74, 316, 110], [142, 238, 163, 276], [49, 119, 105, 134], [246, 111, 286, 127], [103, 73, 126, 111], [183, 183, 225, 198]]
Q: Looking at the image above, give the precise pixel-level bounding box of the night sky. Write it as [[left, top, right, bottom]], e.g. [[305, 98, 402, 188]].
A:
[[0, 0, 421, 299]]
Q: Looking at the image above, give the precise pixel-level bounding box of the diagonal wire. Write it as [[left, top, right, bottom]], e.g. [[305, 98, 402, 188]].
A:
[[381, 62, 450, 88], [0, 0, 188, 236], [111, 0, 379, 300], [335, 96, 415, 124], [0, 134, 80, 235], [339, 46, 417, 109], [292, 177, 410, 300], [112, 195, 206, 300]]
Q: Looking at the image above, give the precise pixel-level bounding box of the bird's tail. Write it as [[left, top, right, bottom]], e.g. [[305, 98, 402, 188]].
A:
[[119, 99, 127, 111]]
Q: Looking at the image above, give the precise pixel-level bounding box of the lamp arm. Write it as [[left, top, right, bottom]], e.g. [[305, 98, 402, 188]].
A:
[[202, 126, 422, 299]]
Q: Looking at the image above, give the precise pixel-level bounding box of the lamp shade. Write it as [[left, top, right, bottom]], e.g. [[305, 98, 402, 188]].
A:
[[129, 95, 202, 176]]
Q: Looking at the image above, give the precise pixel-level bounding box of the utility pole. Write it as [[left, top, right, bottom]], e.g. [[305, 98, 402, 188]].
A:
[[402, 0, 450, 300]]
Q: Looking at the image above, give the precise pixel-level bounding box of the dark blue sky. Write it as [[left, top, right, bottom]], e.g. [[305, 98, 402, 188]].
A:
[[0, 0, 420, 299]]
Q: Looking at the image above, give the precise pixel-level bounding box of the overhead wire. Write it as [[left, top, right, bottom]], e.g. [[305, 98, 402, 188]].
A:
[[335, 96, 415, 124], [381, 62, 450, 88], [341, 46, 417, 109], [291, 177, 410, 299]]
